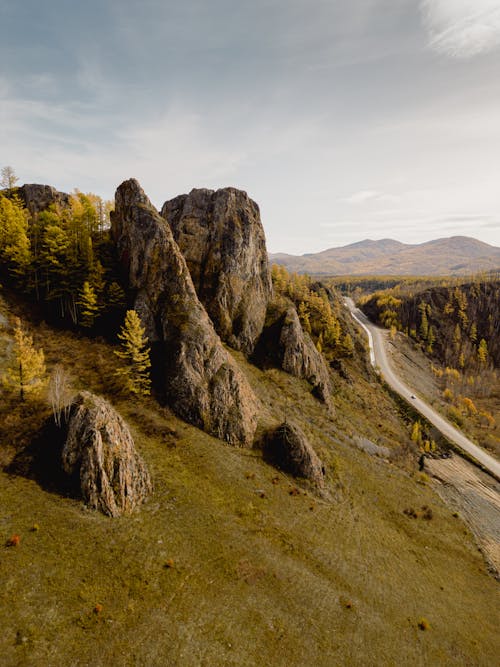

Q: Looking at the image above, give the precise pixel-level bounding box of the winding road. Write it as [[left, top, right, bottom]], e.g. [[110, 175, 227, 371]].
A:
[[345, 298, 500, 481]]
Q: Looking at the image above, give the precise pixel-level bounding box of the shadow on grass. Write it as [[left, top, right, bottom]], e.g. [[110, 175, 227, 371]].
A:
[[4, 417, 80, 499]]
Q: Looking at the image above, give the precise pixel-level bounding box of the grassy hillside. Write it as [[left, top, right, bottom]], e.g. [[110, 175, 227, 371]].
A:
[[1, 291, 499, 666]]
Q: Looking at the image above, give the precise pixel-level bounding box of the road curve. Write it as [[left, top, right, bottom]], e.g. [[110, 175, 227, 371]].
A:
[[345, 298, 500, 480]]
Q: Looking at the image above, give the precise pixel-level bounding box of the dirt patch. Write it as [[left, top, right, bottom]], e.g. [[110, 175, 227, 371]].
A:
[[426, 455, 500, 577]]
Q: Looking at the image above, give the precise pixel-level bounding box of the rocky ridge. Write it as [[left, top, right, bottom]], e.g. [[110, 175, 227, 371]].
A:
[[17, 184, 71, 216], [254, 303, 333, 407], [162, 187, 272, 355], [111, 179, 259, 447]]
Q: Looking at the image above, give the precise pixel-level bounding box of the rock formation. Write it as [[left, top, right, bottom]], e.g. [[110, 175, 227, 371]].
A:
[[17, 184, 71, 216], [161, 188, 272, 355], [111, 179, 259, 447], [262, 422, 325, 486], [254, 304, 333, 407], [61, 392, 152, 517]]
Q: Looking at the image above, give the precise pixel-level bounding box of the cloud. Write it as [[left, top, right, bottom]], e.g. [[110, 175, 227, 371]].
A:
[[339, 190, 399, 205], [420, 0, 500, 58]]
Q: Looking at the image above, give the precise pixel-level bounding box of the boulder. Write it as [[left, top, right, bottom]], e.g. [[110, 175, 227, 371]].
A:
[[61, 392, 152, 517], [161, 188, 272, 355], [111, 179, 258, 447], [17, 184, 71, 216], [262, 422, 325, 486], [254, 304, 333, 408]]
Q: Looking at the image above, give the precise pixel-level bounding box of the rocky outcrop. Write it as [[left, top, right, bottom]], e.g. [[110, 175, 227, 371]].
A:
[[17, 184, 71, 216], [111, 179, 259, 447], [161, 188, 272, 355], [254, 304, 333, 407], [262, 422, 325, 486], [61, 392, 152, 517]]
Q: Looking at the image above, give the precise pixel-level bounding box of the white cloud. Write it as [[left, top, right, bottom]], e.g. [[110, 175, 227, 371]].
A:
[[420, 0, 500, 58], [339, 190, 399, 205]]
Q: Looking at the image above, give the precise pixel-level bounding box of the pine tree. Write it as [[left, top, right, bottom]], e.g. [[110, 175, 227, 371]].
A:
[[3, 318, 46, 401], [114, 310, 151, 395]]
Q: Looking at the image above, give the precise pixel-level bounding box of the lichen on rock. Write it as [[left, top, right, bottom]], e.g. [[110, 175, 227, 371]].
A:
[[61, 392, 152, 517]]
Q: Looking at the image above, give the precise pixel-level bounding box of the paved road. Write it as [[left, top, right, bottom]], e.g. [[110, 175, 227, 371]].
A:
[[345, 298, 500, 480]]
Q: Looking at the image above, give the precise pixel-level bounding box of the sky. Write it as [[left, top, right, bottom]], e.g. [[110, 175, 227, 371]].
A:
[[1, 0, 499, 254]]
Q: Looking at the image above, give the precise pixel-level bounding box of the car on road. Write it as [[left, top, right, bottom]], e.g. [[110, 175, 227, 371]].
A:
[[410, 394, 416, 399]]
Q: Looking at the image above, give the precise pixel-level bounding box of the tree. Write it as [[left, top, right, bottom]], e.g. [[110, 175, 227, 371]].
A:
[[418, 302, 428, 340], [0, 165, 19, 190], [340, 332, 354, 357], [3, 318, 46, 401], [114, 310, 151, 395], [410, 420, 422, 445], [77, 281, 99, 328], [477, 338, 488, 365], [0, 194, 30, 278], [47, 364, 73, 426]]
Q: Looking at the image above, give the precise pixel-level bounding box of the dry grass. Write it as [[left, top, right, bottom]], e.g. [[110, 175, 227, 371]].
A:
[[0, 294, 499, 666]]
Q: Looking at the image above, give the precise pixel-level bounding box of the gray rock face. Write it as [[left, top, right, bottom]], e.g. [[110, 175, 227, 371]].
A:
[[161, 188, 272, 355], [62, 392, 152, 517], [17, 184, 70, 216], [111, 179, 259, 447], [279, 306, 332, 406], [263, 422, 325, 486], [254, 304, 333, 408]]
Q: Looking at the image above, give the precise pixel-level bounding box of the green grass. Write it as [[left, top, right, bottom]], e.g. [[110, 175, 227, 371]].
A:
[[0, 294, 499, 666]]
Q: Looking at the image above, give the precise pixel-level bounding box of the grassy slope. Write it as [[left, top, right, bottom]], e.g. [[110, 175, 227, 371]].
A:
[[0, 294, 498, 667]]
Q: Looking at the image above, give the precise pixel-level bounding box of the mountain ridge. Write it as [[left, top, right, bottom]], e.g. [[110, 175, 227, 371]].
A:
[[270, 235, 500, 276]]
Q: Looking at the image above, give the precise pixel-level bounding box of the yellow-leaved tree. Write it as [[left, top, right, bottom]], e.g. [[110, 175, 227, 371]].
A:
[[3, 318, 46, 401], [114, 310, 151, 396]]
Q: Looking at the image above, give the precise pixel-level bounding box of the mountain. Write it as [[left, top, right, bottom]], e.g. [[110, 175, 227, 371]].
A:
[[1, 182, 500, 664], [270, 236, 500, 276]]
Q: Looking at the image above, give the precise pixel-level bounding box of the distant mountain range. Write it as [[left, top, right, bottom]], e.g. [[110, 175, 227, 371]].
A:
[[269, 236, 500, 276]]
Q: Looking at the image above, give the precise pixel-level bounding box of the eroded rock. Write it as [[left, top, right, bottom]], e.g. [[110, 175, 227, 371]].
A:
[[17, 184, 71, 216], [161, 188, 272, 354], [254, 303, 333, 408], [61, 392, 152, 517], [262, 422, 325, 486], [111, 179, 259, 447]]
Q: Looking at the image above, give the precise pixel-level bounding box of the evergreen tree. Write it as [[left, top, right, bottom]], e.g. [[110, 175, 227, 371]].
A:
[[3, 318, 46, 401], [114, 310, 151, 396]]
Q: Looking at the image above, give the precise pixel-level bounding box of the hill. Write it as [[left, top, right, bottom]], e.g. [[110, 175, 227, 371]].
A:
[[360, 278, 500, 458], [270, 236, 500, 276], [1, 289, 500, 666], [1, 181, 499, 665]]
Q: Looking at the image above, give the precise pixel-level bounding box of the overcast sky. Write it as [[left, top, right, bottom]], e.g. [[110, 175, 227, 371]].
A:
[[1, 0, 499, 253]]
